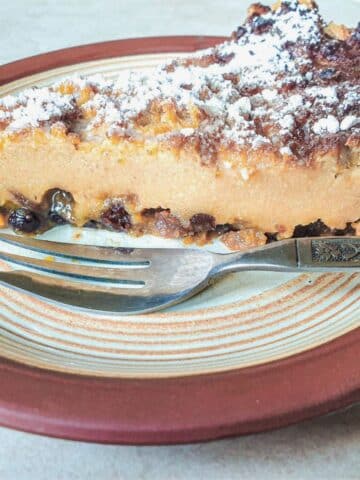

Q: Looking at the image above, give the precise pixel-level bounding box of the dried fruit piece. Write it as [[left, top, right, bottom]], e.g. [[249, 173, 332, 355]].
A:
[[101, 201, 132, 231], [189, 213, 216, 233], [293, 219, 331, 237], [8, 208, 41, 233], [46, 189, 74, 224]]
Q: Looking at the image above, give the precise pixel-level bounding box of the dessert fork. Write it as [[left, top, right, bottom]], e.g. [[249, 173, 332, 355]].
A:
[[0, 233, 359, 314]]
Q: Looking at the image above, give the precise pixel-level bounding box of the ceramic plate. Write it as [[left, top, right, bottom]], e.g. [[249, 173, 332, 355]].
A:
[[0, 37, 359, 444]]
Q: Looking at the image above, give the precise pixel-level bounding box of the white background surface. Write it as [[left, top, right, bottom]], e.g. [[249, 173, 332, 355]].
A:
[[0, 1, 359, 478]]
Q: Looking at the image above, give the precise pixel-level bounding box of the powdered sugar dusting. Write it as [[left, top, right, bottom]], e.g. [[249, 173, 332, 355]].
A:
[[0, 87, 76, 131], [0, 0, 359, 163], [312, 115, 340, 134], [340, 115, 359, 131]]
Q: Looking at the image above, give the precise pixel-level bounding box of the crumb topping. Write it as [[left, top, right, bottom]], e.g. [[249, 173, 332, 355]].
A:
[[0, 0, 359, 165], [0, 88, 77, 130]]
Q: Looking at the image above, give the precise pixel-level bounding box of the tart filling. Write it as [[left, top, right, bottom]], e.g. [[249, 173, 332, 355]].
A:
[[0, 189, 358, 251], [0, 0, 359, 250]]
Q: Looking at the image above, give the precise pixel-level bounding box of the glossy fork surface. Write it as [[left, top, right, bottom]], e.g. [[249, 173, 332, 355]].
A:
[[0, 233, 359, 314]]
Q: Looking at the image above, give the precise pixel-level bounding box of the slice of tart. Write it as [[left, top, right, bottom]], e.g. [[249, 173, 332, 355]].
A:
[[0, 0, 359, 250]]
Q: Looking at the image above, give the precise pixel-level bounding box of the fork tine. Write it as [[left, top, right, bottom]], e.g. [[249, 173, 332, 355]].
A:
[[0, 234, 217, 313], [0, 250, 147, 285], [0, 233, 150, 265], [0, 270, 177, 311]]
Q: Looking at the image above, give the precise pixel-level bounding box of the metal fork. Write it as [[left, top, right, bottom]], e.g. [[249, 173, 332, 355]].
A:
[[0, 233, 359, 314]]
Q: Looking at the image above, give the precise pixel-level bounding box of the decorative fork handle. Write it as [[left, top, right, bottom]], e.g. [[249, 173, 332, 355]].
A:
[[217, 237, 360, 274], [297, 237, 360, 269]]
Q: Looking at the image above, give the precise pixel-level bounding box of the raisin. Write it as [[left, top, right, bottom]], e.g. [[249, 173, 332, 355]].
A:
[[8, 208, 41, 233], [293, 219, 331, 237], [101, 202, 132, 231], [215, 223, 237, 235], [333, 223, 356, 236], [190, 213, 216, 233], [46, 189, 74, 225]]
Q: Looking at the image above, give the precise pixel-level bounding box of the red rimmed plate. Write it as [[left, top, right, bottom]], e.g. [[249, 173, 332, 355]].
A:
[[0, 37, 359, 444]]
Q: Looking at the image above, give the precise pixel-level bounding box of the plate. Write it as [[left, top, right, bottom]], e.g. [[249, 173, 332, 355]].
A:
[[0, 36, 359, 444]]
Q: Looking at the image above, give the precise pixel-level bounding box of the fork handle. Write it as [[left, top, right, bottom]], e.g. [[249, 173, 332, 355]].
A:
[[216, 237, 360, 274], [296, 237, 360, 270]]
